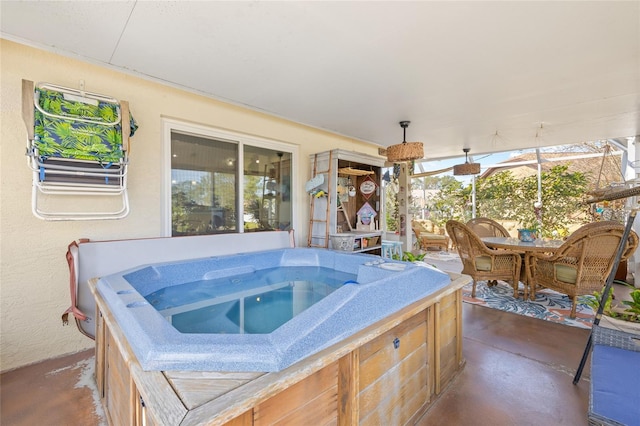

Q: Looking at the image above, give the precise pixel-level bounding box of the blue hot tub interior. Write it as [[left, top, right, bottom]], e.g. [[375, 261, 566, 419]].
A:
[[146, 266, 356, 334], [96, 247, 451, 372]]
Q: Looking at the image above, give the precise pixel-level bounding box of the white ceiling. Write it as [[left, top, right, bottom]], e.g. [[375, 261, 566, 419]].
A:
[[2, 1, 639, 160]]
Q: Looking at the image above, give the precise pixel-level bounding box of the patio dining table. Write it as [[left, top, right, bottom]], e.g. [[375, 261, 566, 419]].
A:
[[481, 236, 564, 299], [481, 237, 564, 253]]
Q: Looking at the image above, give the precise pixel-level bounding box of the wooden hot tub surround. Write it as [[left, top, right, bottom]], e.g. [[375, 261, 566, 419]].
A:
[[91, 272, 470, 425]]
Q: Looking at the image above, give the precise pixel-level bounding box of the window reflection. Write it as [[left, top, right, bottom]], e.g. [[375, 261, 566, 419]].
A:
[[243, 146, 291, 232], [171, 132, 237, 236], [170, 130, 292, 236]]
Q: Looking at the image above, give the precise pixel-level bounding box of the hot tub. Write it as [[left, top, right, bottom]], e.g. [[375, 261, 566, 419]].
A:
[[95, 247, 451, 372]]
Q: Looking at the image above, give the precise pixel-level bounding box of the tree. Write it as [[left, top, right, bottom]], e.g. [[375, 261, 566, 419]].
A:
[[475, 171, 520, 220], [475, 165, 589, 236], [514, 165, 589, 236], [385, 175, 400, 231], [427, 176, 466, 226], [412, 165, 589, 237]]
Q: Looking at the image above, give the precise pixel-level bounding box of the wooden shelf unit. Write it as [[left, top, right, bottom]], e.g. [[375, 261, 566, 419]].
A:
[[308, 149, 385, 254]]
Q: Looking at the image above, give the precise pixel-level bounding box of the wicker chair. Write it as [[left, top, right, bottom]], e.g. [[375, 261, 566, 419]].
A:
[[525, 222, 639, 318], [412, 220, 450, 251], [578, 221, 639, 260], [466, 217, 510, 238], [446, 220, 522, 298]]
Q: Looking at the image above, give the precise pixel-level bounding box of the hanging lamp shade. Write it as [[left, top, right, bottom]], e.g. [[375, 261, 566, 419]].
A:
[[386, 121, 424, 163], [453, 148, 481, 175]]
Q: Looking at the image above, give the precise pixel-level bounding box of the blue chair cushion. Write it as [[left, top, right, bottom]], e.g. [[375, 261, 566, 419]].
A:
[[590, 344, 640, 425]]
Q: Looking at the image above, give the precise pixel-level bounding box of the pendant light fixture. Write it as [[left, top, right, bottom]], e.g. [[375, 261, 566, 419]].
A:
[[453, 148, 481, 175], [386, 121, 424, 163]]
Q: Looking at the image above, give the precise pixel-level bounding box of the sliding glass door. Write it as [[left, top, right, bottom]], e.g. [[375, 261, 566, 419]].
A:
[[166, 122, 295, 236]]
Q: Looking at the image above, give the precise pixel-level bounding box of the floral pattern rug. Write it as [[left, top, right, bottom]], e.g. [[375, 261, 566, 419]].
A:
[[462, 280, 595, 329]]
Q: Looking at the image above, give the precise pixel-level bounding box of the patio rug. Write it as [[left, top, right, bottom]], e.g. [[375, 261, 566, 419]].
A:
[[462, 280, 595, 329]]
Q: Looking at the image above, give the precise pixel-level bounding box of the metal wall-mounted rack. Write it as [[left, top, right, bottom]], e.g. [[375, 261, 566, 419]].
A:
[[22, 80, 137, 220]]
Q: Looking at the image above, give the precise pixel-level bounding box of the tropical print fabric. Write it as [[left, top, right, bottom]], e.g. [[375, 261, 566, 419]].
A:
[[34, 87, 138, 163]]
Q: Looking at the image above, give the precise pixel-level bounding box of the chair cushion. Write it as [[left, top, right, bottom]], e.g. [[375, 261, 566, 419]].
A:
[[413, 220, 434, 233], [475, 255, 492, 271], [34, 86, 136, 163], [590, 344, 640, 425], [419, 232, 446, 240], [555, 264, 577, 283]]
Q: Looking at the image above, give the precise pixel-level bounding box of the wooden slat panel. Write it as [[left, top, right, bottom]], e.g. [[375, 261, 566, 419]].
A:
[[438, 291, 462, 390], [165, 370, 266, 408], [438, 293, 455, 311], [456, 290, 463, 364], [95, 308, 105, 400], [439, 318, 457, 346], [426, 304, 436, 399], [359, 320, 427, 391], [439, 340, 459, 386], [135, 387, 158, 426], [223, 410, 254, 426], [359, 311, 425, 361], [440, 304, 457, 326], [395, 381, 430, 426], [338, 351, 359, 426], [358, 347, 427, 416], [439, 339, 458, 363], [106, 331, 132, 426], [359, 365, 428, 426], [254, 362, 338, 425], [165, 371, 265, 380], [169, 378, 257, 409], [440, 325, 458, 362], [263, 385, 338, 426], [404, 380, 434, 426]]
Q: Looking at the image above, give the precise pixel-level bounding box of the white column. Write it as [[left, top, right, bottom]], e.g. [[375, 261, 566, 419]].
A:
[[629, 136, 640, 287], [398, 162, 413, 253]]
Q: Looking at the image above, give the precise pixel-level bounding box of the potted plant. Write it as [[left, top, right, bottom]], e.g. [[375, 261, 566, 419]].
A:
[[517, 201, 542, 242], [517, 225, 538, 242], [585, 284, 640, 333], [517, 215, 539, 241]]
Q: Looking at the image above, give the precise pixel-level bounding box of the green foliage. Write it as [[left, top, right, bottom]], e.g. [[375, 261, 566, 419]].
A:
[[432, 165, 589, 237], [401, 252, 426, 262], [586, 284, 640, 323], [475, 171, 520, 220], [427, 176, 466, 226], [622, 289, 640, 317], [171, 172, 237, 235], [389, 159, 590, 237], [584, 289, 615, 316], [385, 176, 400, 231]]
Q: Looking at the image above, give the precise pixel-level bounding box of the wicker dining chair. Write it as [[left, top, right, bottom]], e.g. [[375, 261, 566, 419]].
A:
[[576, 220, 639, 260], [525, 222, 639, 318], [446, 220, 522, 298], [466, 217, 511, 238], [411, 220, 450, 251]]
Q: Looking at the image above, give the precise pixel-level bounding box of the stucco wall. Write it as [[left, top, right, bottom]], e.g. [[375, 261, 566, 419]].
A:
[[0, 40, 379, 372]]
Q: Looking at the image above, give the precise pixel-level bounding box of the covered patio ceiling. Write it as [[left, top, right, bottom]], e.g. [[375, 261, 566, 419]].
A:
[[1, 1, 638, 160]]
